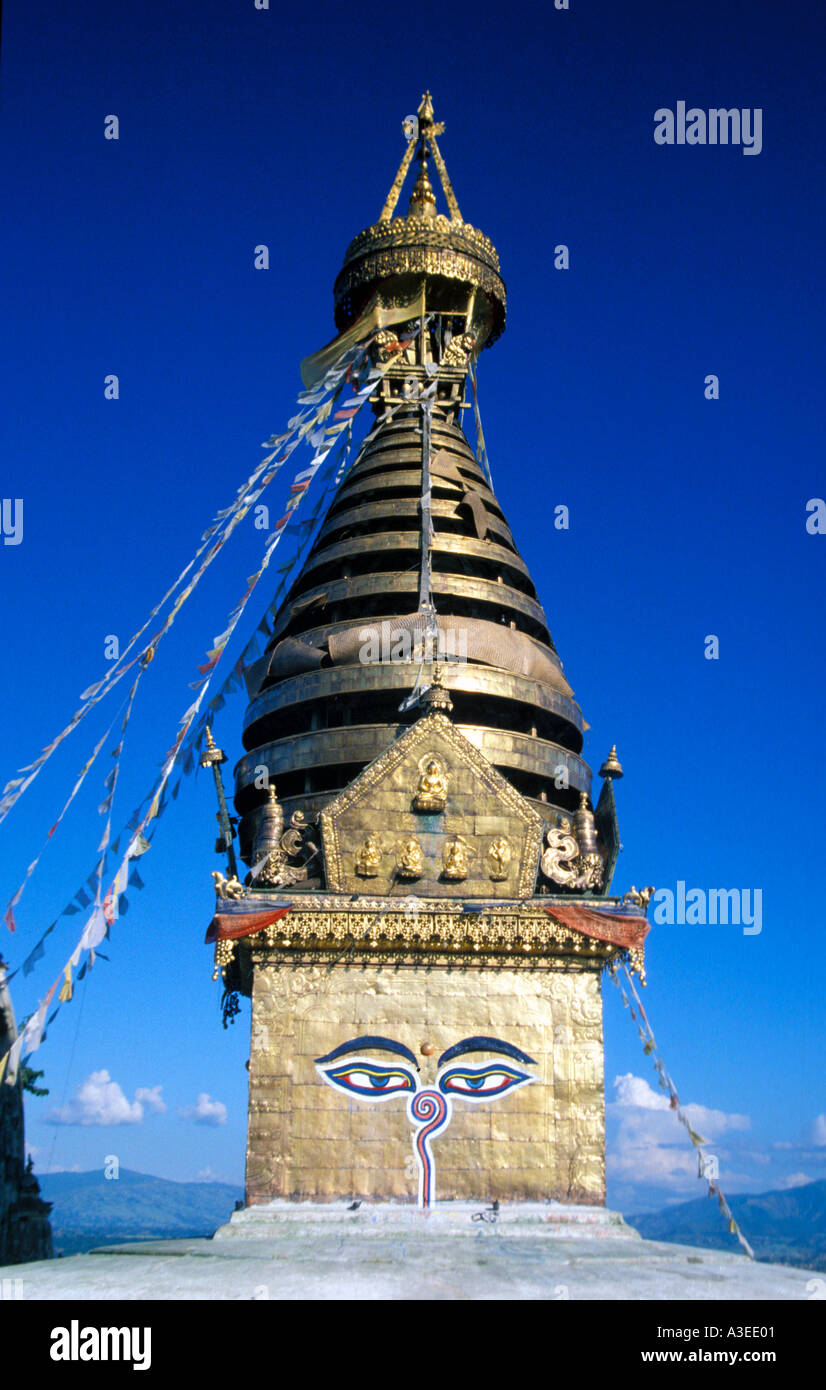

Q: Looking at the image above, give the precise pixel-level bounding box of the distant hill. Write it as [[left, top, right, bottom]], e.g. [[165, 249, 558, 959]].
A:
[[37, 1168, 826, 1268], [629, 1178, 826, 1272], [40, 1168, 244, 1256]]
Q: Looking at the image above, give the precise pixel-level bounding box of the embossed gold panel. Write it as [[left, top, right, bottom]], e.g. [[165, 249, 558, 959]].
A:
[[245, 960, 606, 1206], [319, 712, 543, 898]]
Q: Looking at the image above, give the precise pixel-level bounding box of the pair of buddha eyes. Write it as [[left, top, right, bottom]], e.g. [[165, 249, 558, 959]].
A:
[[319, 1058, 533, 1101]]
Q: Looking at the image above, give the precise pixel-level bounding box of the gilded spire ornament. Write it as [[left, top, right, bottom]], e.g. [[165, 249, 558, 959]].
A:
[[420, 666, 454, 713], [599, 745, 624, 780], [407, 151, 438, 221], [200, 724, 239, 880], [338, 92, 505, 350]]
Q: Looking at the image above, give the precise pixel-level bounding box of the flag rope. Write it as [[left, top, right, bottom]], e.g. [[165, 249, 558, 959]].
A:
[[0, 332, 384, 832], [0, 323, 428, 1081], [469, 358, 493, 488], [609, 960, 755, 1259], [1, 323, 423, 926], [7, 436, 350, 989]]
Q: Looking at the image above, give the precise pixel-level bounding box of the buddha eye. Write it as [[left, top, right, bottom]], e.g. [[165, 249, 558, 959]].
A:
[[438, 1063, 534, 1101], [317, 1057, 418, 1100]]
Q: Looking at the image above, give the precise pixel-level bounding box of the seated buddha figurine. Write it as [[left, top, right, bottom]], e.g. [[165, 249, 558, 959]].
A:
[[414, 756, 448, 812], [355, 833, 383, 877], [442, 836, 470, 881], [396, 836, 424, 880]]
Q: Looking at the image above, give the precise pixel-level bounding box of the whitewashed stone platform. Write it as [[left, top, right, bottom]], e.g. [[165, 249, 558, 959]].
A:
[[213, 1199, 633, 1239], [1, 1203, 816, 1300]]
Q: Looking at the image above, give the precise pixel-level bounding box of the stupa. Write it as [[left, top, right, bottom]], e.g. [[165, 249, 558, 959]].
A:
[[207, 93, 649, 1208]]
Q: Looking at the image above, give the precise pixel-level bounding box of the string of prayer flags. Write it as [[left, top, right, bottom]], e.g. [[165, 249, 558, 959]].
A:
[[3, 630, 246, 1076], [0, 329, 376, 832], [0, 335, 383, 930], [708, 1182, 755, 1259], [469, 359, 493, 487], [299, 287, 425, 389], [611, 962, 755, 1260], [94, 675, 142, 901], [23, 482, 311, 969], [3, 978, 59, 1085], [22, 923, 55, 976], [334, 421, 355, 486], [3, 773, 168, 1053], [1, 324, 426, 1081], [2, 706, 131, 932], [186, 407, 364, 701]]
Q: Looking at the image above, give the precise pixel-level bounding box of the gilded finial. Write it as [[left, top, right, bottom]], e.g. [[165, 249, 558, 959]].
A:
[[343, 91, 504, 346], [378, 92, 457, 225], [599, 745, 624, 780], [421, 666, 454, 713], [199, 723, 227, 768], [417, 91, 445, 136], [418, 91, 435, 126], [408, 150, 437, 221]]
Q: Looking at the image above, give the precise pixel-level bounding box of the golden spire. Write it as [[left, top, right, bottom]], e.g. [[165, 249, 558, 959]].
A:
[[333, 94, 506, 355], [379, 92, 462, 224], [419, 92, 462, 223]]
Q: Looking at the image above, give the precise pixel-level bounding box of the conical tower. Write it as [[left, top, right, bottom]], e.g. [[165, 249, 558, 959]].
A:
[[236, 92, 596, 860], [212, 95, 648, 1211]]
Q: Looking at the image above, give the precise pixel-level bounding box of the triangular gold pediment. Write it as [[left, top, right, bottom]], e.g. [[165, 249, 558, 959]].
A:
[[320, 712, 542, 898]]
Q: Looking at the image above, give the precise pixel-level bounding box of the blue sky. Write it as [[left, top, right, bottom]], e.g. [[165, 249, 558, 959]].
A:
[[1, 0, 824, 1212]]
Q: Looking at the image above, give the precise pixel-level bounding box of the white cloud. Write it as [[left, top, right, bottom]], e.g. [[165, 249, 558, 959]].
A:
[[778, 1172, 813, 1190], [178, 1093, 227, 1127], [680, 1101, 750, 1141], [135, 1085, 167, 1115], [48, 1070, 164, 1127], [811, 1115, 826, 1147], [611, 1073, 750, 1139], [613, 1074, 670, 1111], [607, 1073, 751, 1193], [194, 1165, 234, 1183]]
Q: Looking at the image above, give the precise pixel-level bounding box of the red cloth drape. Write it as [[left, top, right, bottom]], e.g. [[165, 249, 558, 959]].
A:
[[205, 905, 292, 944], [542, 903, 649, 950]]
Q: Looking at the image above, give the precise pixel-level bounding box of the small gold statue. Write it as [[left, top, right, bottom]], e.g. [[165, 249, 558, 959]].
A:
[[396, 836, 424, 880], [442, 836, 471, 880], [355, 833, 383, 877], [623, 885, 656, 910], [487, 836, 512, 881], [414, 756, 448, 812], [441, 330, 477, 369], [211, 870, 246, 900]]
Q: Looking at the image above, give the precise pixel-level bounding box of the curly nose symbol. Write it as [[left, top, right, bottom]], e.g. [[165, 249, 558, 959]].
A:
[[408, 1088, 450, 1208]]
